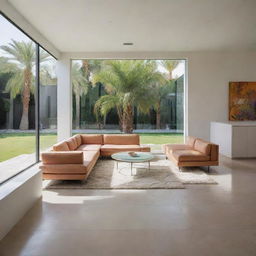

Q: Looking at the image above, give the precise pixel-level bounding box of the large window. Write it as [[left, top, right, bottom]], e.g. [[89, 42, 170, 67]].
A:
[[39, 47, 57, 155], [0, 14, 57, 184], [71, 59, 185, 150]]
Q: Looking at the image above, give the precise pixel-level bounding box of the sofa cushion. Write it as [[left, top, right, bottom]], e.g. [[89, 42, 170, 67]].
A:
[[103, 134, 139, 145], [73, 134, 82, 146], [101, 144, 141, 152], [83, 150, 100, 170], [172, 150, 210, 162], [66, 137, 78, 150], [194, 139, 211, 155], [52, 141, 70, 151], [186, 136, 196, 147], [164, 144, 192, 154], [76, 144, 101, 151], [81, 134, 103, 145]]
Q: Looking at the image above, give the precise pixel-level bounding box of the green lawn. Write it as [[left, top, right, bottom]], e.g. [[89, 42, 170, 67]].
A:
[[0, 133, 183, 162], [139, 133, 183, 144], [0, 133, 57, 162]]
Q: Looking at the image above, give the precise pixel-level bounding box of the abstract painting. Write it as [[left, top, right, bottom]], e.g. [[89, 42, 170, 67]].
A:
[[229, 82, 256, 121]]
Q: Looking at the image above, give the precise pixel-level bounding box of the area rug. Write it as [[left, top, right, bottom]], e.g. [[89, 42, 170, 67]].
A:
[[43, 155, 217, 190]]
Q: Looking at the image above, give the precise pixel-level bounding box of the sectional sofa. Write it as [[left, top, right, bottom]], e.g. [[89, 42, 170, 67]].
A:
[[40, 134, 150, 181], [163, 136, 219, 170]]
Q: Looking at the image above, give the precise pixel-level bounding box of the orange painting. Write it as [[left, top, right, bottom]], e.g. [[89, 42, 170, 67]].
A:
[[229, 82, 256, 121]]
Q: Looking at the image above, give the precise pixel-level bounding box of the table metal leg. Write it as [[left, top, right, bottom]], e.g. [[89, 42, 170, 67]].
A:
[[131, 162, 133, 175], [148, 161, 150, 170]]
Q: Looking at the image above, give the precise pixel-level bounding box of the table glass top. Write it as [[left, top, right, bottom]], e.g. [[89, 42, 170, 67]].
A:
[[111, 152, 154, 162]]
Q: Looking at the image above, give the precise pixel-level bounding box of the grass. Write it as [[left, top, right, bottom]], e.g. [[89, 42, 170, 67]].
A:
[[139, 133, 183, 144], [0, 133, 57, 162], [0, 132, 183, 162]]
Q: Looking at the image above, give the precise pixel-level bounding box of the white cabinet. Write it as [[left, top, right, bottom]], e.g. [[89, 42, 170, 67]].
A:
[[210, 122, 256, 158], [248, 126, 256, 157]]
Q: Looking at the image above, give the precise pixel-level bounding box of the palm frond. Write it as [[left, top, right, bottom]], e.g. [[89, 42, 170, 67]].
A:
[[72, 62, 90, 97], [4, 71, 24, 98], [94, 95, 121, 117]]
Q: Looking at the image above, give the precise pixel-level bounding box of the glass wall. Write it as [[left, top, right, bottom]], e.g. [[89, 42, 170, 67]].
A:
[[0, 14, 57, 184], [39, 47, 57, 154], [71, 59, 185, 149]]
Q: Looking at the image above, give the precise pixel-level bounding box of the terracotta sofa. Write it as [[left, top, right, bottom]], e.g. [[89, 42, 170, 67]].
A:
[[40, 134, 150, 180], [163, 136, 219, 170]]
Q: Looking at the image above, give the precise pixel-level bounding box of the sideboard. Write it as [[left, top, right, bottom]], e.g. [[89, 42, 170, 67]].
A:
[[210, 121, 256, 158]]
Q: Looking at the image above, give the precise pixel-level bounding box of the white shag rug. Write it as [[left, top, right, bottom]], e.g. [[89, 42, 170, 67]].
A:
[[44, 156, 217, 189]]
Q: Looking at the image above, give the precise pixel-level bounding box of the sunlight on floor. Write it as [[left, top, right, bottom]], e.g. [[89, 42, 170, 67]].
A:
[[43, 191, 115, 204], [214, 172, 232, 193]]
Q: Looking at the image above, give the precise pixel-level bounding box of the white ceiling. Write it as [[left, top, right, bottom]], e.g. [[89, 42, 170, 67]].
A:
[[8, 0, 256, 52]]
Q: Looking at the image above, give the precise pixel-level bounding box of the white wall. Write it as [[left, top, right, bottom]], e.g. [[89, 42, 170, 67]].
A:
[[60, 50, 256, 141], [187, 51, 256, 140]]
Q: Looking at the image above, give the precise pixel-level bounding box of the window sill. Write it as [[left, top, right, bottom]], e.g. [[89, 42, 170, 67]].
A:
[[0, 165, 41, 201]]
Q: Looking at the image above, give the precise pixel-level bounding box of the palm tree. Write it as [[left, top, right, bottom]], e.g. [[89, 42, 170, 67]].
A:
[[81, 60, 101, 81], [152, 60, 180, 129], [160, 60, 180, 80], [152, 79, 175, 129], [40, 65, 57, 86], [72, 62, 89, 129], [1, 40, 49, 129], [93, 60, 161, 133]]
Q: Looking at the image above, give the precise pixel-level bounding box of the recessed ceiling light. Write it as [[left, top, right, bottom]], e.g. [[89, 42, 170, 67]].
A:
[[123, 42, 133, 46]]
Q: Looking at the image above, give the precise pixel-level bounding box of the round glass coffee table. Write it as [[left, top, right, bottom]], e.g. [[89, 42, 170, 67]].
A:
[[111, 152, 154, 176]]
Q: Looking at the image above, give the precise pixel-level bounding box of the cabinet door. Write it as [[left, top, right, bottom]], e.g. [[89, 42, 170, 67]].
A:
[[232, 127, 248, 158], [247, 127, 256, 157]]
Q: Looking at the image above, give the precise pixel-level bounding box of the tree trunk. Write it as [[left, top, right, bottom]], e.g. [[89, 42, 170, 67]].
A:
[[116, 107, 123, 132], [122, 104, 133, 133], [156, 100, 161, 129], [75, 94, 80, 129], [19, 68, 32, 130], [82, 60, 90, 80], [169, 71, 172, 80], [8, 97, 14, 129], [119, 118, 123, 132]]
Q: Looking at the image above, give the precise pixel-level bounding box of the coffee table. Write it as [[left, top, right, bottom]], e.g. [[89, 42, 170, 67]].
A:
[[111, 152, 154, 176]]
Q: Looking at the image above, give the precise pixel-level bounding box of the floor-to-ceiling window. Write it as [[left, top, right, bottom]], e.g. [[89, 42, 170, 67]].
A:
[[39, 47, 57, 155], [0, 13, 57, 183], [71, 59, 185, 150]]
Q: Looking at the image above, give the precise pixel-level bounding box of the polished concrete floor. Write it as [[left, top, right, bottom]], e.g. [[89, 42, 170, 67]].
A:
[[0, 156, 256, 256]]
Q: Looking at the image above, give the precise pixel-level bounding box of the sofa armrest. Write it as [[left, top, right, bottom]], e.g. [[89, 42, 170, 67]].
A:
[[41, 151, 83, 164], [210, 144, 219, 161]]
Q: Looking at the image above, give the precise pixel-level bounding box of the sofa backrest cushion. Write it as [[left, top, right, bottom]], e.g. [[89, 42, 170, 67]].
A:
[[194, 139, 211, 155], [73, 134, 82, 146], [66, 137, 78, 150], [52, 141, 70, 151], [186, 136, 196, 147], [81, 134, 103, 145], [103, 134, 140, 145]]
